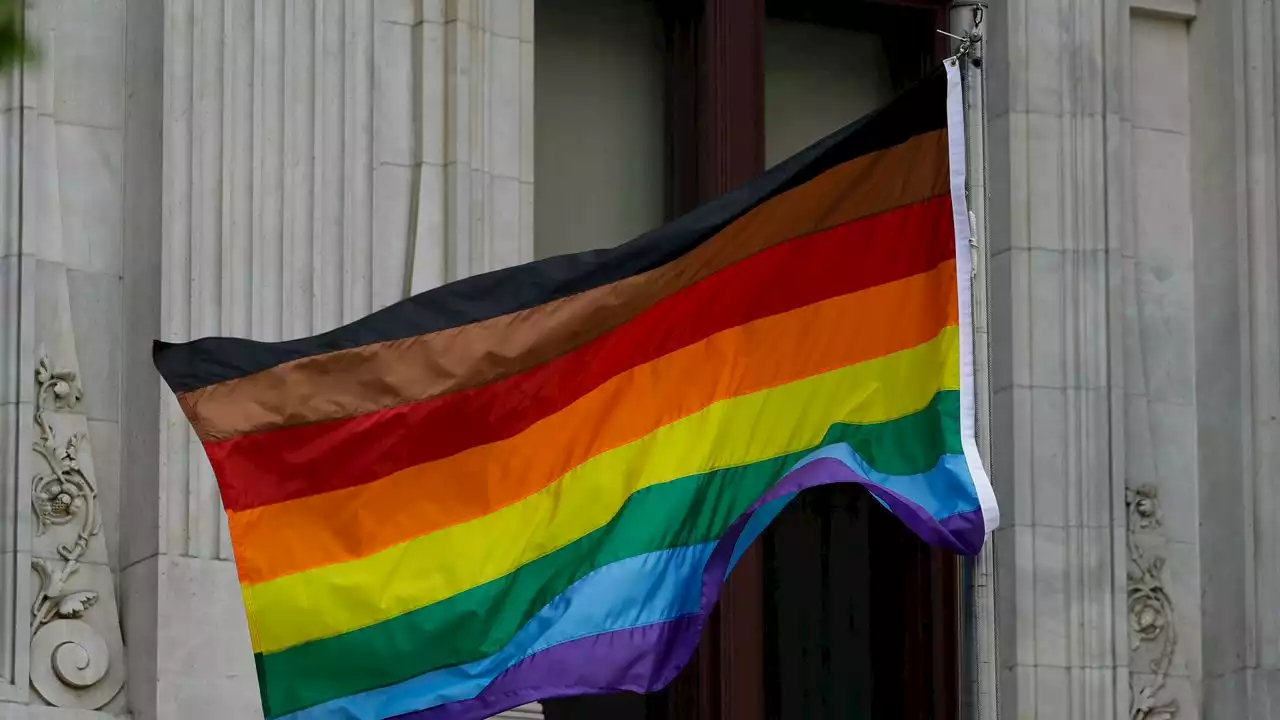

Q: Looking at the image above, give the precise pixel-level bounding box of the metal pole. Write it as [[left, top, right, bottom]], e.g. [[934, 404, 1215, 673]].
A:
[[947, 4, 998, 720]]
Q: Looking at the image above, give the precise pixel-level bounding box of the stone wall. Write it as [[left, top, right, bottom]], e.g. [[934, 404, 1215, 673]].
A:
[[986, 0, 1280, 716]]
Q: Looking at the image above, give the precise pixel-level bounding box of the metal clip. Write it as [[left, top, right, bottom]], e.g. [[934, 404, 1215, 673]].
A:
[[969, 211, 980, 279], [939, 5, 985, 62]]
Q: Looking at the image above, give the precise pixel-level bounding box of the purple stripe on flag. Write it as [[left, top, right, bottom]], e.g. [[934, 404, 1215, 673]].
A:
[[746, 455, 986, 557], [403, 616, 705, 720], [397, 456, 985, 720]]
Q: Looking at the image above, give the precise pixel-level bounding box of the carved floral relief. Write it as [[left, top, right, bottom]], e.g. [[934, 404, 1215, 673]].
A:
[[28, 356, 125, 710], [1126, 484, 1178, 720]]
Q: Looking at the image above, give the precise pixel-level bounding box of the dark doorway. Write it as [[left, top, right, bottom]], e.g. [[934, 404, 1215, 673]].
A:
[[542, 485, 960, 720], [762, 485, 960, 719]]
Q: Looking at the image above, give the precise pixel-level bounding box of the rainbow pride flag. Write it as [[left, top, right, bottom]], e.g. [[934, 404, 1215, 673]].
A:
[[153, 62, 997, 720]]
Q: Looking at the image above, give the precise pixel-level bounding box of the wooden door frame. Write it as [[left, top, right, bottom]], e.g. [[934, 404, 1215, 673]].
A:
[[655, 3, 767, 717]]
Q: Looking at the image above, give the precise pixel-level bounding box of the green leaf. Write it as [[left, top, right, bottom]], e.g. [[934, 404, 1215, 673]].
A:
[[0, 0, 37, 73]]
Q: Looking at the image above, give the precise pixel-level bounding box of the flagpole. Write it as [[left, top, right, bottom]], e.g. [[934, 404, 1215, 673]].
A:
[[947, 4, 999, 720]]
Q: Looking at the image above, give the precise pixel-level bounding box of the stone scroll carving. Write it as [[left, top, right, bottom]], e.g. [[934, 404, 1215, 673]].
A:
[[28, 357, 125, 709], [1126, 485, 1178, 720]]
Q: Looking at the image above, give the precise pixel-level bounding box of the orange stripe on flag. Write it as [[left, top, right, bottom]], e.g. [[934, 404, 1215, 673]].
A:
[[228, 260, 959, 586]]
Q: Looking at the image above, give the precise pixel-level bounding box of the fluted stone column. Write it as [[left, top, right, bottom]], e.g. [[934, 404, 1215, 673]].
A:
[[117, 1, 538, 718]]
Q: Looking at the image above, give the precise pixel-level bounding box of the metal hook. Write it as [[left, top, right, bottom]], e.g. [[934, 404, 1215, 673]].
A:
[[938, 4, 986, 64], [938, 28, 979, 61]]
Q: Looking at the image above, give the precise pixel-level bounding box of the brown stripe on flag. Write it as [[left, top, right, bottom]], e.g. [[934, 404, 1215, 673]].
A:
[[179, 130, 948, 442]]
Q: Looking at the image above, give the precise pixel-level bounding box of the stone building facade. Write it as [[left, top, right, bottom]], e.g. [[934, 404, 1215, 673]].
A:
[[0, 0, 1277, 718]]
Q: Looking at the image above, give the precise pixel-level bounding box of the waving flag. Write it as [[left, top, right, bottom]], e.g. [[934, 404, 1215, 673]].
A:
[[153, 61, 996, 720]]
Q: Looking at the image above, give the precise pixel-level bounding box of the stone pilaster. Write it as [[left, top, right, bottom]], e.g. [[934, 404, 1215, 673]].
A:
[[0, 0, 131, 715], [1123, 4, 1202, 716], [0, 6, 36, 705], [1189, 0, 1280, 715], [986, 0, 1132, 715]]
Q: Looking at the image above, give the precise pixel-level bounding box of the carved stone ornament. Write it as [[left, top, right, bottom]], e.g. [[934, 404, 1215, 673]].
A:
[[1126, 485, 1178, 720], [1126, 484, 1164, 533], [29, 357, 124, 709]]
